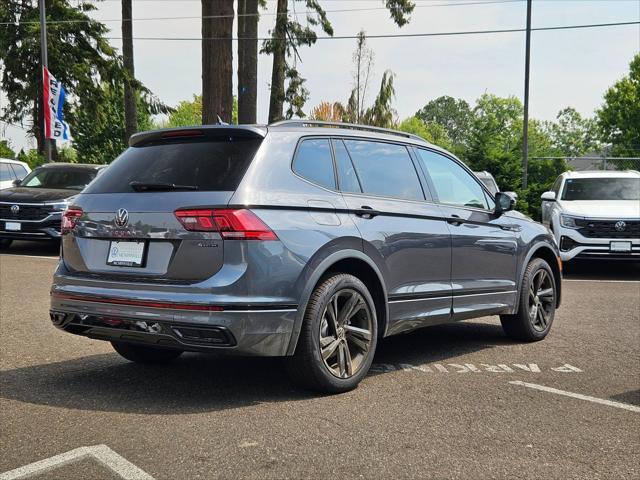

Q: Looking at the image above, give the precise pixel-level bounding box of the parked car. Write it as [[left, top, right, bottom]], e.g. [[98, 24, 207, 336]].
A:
[[541, 170, 640, 261], [49, 121, 562, 393], [474, 170, 518, 201], [0, 158, 31, 190], [0, 162, 105, 249], [474, 171, 500, 195]]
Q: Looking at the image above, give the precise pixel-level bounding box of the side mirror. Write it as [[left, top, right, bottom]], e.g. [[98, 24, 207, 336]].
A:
[[541, 191, 556, 202], [503, 191, 518, 200], [495, 191, 516, 214], [12, 179, 21, 187]]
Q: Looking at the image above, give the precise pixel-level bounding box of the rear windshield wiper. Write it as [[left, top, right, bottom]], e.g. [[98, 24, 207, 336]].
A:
[[129, 181, 199, 192]]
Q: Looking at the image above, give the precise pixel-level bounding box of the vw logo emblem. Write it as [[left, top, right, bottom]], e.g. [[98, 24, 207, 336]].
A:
[[10, 205, 19, 215], [115, 208, 129, 227], [614, 220, 626, 232]]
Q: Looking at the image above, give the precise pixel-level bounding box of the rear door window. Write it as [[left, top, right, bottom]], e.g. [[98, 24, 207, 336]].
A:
[[84, 137, 262, 193], [292, 138, 336, 190], [332, 139, 361, 193], [343, 139, 424, 201]]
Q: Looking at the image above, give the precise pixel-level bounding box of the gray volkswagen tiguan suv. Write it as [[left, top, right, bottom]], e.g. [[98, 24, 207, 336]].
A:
[[50, 121, 562, 393]]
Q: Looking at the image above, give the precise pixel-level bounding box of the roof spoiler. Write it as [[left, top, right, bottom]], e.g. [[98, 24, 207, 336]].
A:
[[129, 125, 267, 147]]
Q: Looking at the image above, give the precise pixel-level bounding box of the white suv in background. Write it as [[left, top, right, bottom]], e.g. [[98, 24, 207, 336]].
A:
[[541, 170, 640, 262], [0, 158, 31, 190]]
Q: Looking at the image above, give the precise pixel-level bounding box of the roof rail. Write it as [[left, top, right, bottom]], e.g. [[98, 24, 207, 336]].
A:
[[269, 120, 426, 143]]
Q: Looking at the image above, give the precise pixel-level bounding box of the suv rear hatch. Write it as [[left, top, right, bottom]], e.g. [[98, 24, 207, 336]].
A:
[[61, 126, 266, 283]]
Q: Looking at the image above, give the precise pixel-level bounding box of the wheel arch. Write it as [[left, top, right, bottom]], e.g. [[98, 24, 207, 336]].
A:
[[516, 242, 562, 312], [285, 249, 389, 355]]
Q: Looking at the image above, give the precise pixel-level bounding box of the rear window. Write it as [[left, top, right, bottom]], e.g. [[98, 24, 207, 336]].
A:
[[84, 137, 262, 193]]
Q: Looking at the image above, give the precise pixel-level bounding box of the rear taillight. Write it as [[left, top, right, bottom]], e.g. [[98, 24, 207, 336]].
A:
[[174, 208, 277, 240], [61, 207, 83, 233]]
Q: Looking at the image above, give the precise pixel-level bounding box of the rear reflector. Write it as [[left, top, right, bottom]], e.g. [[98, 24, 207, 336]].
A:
[[62, 207, 83, 233], [174, 208, 277, 240], [52, 292, 224, 311]]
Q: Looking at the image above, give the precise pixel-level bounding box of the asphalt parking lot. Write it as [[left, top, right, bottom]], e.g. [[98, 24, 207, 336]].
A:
[[1, 241, 639, 479]]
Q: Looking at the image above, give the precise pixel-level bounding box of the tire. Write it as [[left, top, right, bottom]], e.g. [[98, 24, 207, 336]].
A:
[[111, 341, 183, 364], [286, 273, 378, 394], [500, 257, 557, 342], [0, 239, 13, 250]]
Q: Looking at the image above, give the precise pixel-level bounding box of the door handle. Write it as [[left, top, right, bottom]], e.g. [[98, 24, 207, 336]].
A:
[[354, 206, 380, 219], [447, 214, 463, 226]]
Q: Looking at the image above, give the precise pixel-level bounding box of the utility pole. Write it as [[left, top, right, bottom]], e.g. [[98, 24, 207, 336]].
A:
[[39, 0, 52, 162], [522, 0, 532, 189]]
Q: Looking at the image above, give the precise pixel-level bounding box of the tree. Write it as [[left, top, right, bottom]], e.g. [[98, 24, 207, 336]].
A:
[[309, 101, 345, 122], [263, 0, 333, 122], [352, 30, 374, 123], [237, 0, 259, 124], [0, 0, 118, 155], [72, 83, 153, 164], [362, 70, 396, 128], [465, 94, 564, 219], [0, 140, 16, 159], [163, 95, 238, 128], [397, 117, 452, 150], [16, 149, 45, 169], [122, 0, 137, 141], [263, 1, 414, 123], [415, 96, 473, 153], [597, 54, 640, 158], [202, 1, 234, 124], [544, 107, 600, 157]]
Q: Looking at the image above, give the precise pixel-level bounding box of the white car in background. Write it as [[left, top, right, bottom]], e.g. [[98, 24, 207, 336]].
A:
[[0, 158, 31, 190], [541, 170, 640, 262]]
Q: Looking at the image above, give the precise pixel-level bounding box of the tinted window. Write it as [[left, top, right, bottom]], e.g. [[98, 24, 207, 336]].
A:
[[552, 176, 562, 195], [10, 164, 28, 180], [0, 163, 14, 181], [333, 139, 361, 193], [85, 137, 261, 193], [343, 140, 423, 201], [417, 149, 489, 209], [561, 177, 640, 201], [292, 139, 335, 190], [20, 168, 96, 190]]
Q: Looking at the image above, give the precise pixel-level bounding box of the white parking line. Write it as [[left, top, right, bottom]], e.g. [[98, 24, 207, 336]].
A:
[[564, 279, 640, 283], [0, 254, 58, 260], [0, 445, 154, 480], [509, 380, 640, 413]]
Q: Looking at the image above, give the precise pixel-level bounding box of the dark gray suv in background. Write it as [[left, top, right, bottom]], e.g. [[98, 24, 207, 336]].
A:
[[50, 121, 562, 393]]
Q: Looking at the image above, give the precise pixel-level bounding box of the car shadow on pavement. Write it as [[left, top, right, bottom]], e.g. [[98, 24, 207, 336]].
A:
[[0, 240, 60, 257], [0, 321, 510, 414]]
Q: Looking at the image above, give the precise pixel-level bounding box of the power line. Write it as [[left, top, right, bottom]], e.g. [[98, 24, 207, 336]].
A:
[[99, 20, 639, 42], [0, 0, 524, 25]]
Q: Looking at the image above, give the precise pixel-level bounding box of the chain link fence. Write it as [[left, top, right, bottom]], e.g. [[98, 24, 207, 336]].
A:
[[530, 156, 640, 172]]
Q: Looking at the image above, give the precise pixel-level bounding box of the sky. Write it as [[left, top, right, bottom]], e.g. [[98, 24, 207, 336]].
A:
[[1, 0, 639, 152]]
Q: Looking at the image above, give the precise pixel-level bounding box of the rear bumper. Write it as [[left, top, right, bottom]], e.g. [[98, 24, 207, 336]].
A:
[[50, 291, 297, 356]]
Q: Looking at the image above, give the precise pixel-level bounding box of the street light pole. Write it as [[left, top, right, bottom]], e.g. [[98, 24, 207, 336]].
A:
[[522, 0, 532, 189], [39, 0, 52, 162]]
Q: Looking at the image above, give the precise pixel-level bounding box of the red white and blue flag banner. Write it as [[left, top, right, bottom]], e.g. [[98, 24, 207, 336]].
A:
[[43, 66, 71, 141]]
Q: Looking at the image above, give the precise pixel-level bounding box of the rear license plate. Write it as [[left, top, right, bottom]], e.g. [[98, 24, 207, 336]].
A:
[[610, 241, 632, 252], [4, 222, 21, 231], [107, 241, 146, 267]]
